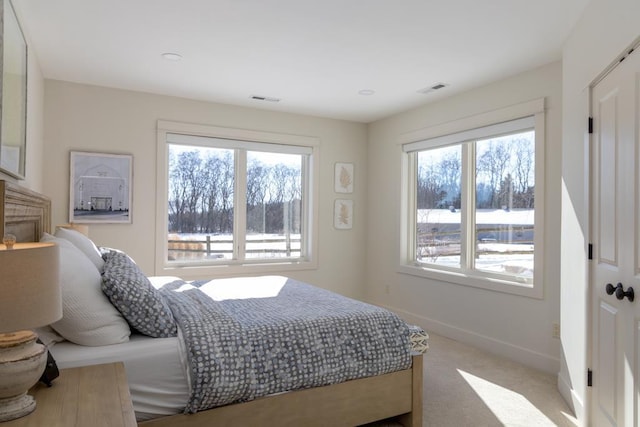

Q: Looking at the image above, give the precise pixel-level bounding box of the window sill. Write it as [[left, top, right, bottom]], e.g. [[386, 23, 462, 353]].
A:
[[397, 264, 542, 299], [156, 259, 318, 280]]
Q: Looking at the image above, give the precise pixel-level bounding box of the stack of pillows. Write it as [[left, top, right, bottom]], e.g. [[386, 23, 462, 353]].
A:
[[38, 228, 177, 347]]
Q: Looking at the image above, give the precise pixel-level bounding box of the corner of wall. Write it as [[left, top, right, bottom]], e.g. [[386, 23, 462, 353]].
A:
[[557, 370, 584, 422]]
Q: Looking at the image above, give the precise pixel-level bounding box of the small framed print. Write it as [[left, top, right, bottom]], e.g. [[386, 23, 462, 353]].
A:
[[69, 151, 133, 223], [334, 162, 354, 193], [334, 199, 353, 230]]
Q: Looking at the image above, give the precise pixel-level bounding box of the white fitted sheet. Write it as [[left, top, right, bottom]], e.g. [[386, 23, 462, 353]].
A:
[[50, 333, 190, 421]]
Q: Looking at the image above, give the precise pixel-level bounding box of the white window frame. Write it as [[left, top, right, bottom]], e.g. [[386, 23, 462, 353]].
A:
[[155, 120, 319, 278], [398, 99, 545, 298]]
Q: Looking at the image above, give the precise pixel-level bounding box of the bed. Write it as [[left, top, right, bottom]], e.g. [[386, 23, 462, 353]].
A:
[[1, 180, 427, 427]]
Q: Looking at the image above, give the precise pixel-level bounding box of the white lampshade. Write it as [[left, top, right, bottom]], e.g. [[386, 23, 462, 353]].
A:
[[0, 242, 62, 333]]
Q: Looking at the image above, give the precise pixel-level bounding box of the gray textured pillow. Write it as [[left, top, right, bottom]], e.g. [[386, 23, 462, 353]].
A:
[[101, 250, 177, 337]]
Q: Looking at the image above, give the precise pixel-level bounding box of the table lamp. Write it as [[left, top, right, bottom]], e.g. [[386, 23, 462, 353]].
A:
[[0, 241, 61, 422]]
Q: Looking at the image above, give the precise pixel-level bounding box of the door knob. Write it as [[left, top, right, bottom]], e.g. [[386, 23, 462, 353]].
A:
[[606, 283, 621, 295], [605, 283, 635, 301], [616, 285, 635, 302]]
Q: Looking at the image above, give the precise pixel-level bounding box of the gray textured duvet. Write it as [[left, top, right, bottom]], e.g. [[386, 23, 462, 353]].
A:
[[158, 276, 411, 413]]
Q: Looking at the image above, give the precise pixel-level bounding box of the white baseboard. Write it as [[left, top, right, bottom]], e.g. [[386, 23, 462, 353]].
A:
[[379, 303, 561, 375]]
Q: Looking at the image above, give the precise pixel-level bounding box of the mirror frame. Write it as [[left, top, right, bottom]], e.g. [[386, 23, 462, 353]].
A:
[[0, 0, 27, 179]]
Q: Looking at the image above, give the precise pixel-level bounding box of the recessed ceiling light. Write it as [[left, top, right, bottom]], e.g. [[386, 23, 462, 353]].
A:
[[161, 52, 182, 61], [358, 89, 376, 96]]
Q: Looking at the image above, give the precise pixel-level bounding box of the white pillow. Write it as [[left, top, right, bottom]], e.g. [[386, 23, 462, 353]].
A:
[[54, 227, 105, 272], [41, 233, 131, 346]]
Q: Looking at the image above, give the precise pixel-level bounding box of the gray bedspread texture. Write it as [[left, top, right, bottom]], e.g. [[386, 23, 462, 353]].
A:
[[158, 277, 411, 413]]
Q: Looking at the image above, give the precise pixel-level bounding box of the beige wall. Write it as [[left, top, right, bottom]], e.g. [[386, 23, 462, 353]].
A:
[[22, 52, 45, 191], [42, 80, 369, 298], [366, 61, 563, 374]]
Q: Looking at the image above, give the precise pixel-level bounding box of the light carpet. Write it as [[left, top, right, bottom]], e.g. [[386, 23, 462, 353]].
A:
[[365, 333, 578, 427]]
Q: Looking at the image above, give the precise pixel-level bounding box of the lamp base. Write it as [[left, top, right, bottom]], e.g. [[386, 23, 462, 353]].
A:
[[0, 393, 35, 422], [0, 331, 47, 422]]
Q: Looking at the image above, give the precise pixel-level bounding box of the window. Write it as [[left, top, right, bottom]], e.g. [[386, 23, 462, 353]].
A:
[[156, 121, 319, 277], [400, 100, 545, 297]]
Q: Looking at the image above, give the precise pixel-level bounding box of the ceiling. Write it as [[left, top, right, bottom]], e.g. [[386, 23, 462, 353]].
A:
[[14, 1, 589, 123]]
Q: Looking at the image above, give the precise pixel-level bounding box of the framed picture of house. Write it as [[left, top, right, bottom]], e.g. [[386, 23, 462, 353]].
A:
[[69, 151, 133, 223]]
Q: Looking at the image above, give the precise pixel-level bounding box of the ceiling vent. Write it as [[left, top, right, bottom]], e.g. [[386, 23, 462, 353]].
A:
[[417, 83, 448, 94], [250, 95, 281, 103]]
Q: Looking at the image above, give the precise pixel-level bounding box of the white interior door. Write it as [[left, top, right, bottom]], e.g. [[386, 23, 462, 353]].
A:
[[591, 48, 640, 427]]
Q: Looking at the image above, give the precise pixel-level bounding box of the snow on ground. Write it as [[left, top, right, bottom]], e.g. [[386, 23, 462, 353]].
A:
[[417, 208, 534, 225]]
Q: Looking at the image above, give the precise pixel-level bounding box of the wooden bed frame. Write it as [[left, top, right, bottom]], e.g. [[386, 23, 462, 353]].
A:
[[2, 180, 424, 427], [140, 355, 422, 427]]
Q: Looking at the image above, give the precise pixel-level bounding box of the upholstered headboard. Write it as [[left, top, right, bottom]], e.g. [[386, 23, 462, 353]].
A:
[[0, 180, 51, 242]]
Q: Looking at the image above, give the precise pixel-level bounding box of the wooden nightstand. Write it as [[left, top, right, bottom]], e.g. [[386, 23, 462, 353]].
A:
[[4, 362, 136, 427]]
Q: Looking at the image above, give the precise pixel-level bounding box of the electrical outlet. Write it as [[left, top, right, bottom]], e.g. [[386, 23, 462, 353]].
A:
[[552, 323, 560, 339], [385, 284, 390, 294]]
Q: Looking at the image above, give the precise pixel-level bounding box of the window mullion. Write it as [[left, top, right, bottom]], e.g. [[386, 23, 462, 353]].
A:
[[300, 154, 311, 259], [235, 149, 247, 261], [407, 152, 418, 263], [460, 142, 475, 270]]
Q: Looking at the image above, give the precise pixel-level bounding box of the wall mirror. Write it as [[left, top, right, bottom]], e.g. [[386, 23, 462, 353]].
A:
[[0, 0, 27, 179]]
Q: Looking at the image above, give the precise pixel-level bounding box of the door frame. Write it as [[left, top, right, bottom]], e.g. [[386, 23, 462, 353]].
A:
[[587, 39, 640, 425]]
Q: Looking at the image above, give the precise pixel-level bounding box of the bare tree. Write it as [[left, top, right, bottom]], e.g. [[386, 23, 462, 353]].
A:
[[477, 141, 512, 208], [169, 147, 301, 235], [417, 158, 444, 209], [201, 152, 233, 233], [438, 151, 461, 208], [246, 159, 269, 233], [168, 150, 204, 232], [512, 138, 535, 208]]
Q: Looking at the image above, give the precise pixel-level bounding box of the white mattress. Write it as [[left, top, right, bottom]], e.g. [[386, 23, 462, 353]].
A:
[[49, 333, 190, 421]]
